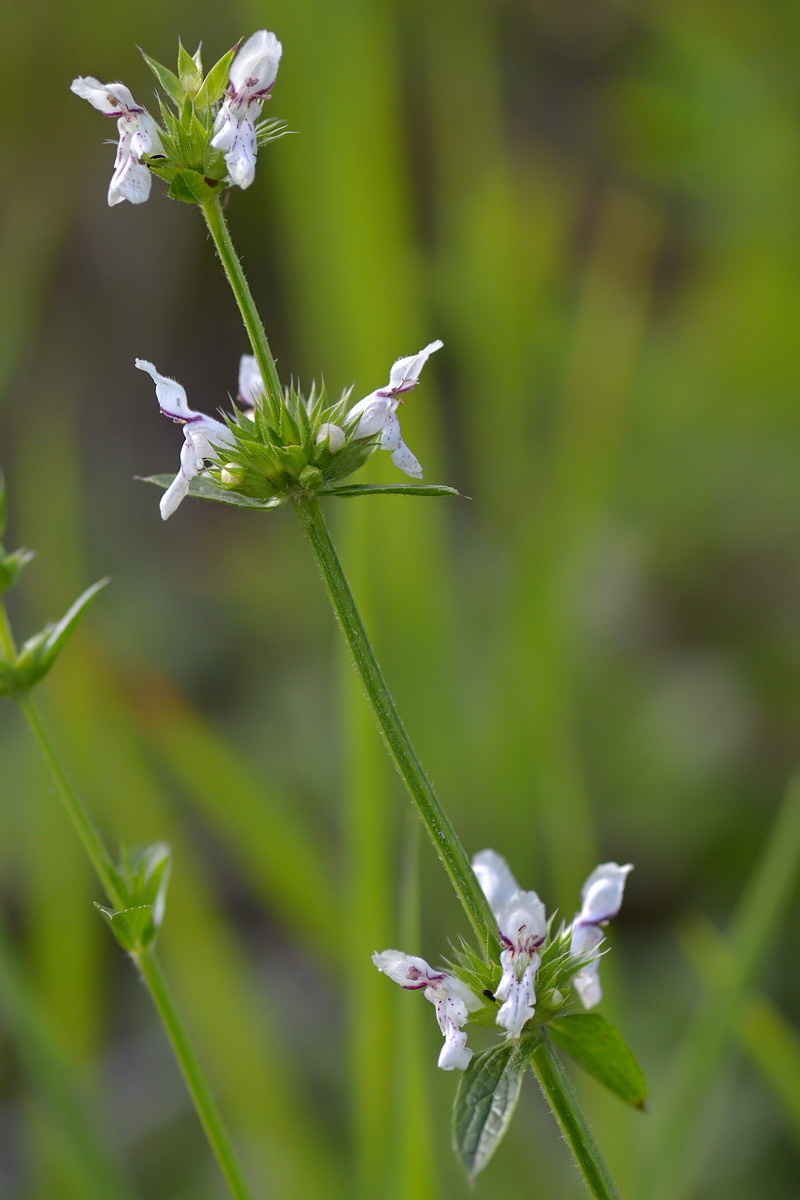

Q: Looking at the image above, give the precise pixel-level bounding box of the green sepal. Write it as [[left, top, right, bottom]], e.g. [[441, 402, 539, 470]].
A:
[[2, 578, 109, 694], [195, 44, 237, 110], [549, 1012, 648, 1109], [0, 546, 35, 594], [167, 169, 222, 204], [139, 49, 185, 107], [255, 119, 290, 148], [95, 903, 153, 953], [140, 474, 285, 510], [453, 1031, 544, 1182], [319, 483, 465, 499], [177, 40, 203, 96]]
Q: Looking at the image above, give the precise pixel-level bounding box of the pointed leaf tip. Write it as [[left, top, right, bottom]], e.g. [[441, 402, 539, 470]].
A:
[[549, 1012, 647, 1109]]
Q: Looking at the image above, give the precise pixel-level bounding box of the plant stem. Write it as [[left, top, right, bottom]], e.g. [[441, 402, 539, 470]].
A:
[[530, 1036, 621, 1200], [201, 196, 283, 411], [133, 950, 255, 1200], [293, 494, 500, 961], [1, 630, 255, 1200], [16, 691, 126, 910]]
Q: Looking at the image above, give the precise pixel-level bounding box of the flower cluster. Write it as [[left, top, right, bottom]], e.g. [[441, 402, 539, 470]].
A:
[[136, 343, 442, 518], [373, 850, 631, 1070], [71, 31, 285, 206]]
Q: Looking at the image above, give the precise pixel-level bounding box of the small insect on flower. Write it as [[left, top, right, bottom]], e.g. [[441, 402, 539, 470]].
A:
[[70, 78, 164, 206]]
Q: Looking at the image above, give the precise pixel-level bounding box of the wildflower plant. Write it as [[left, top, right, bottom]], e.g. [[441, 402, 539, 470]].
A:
[[0, 29, 648, 1200]]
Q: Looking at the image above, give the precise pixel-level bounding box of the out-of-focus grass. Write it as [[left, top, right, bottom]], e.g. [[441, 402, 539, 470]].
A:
[[2, 0, 800, 1196]]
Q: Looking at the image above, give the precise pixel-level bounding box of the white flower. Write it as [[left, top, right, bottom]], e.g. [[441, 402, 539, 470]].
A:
[[136, 359, 235, 520], [569, 862, 632, 1009], [70, 77, 164, 206], [472, 849, 547, 1038], [210, 30, 283, 189], [345, 341, 443, 479], [372, 949, 482, 1071]]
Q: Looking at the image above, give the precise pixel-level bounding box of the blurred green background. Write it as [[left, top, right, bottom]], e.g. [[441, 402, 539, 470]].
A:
[[2, 0, 800, 1196]]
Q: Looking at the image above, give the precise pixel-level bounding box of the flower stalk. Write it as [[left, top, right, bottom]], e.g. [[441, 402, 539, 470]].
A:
[[0, 600, 255, 1200]]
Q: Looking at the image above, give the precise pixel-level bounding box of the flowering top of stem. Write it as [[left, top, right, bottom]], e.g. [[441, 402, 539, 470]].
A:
[[472, 850, 633, 1036], [372, 950, 483, 1071], [71, 32, 286, 207]]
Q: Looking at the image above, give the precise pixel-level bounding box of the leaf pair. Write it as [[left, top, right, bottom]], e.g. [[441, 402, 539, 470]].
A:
[[0, 579, 109, 696], [96, 842, 172, 954], [453, 1014, 646, 1181]]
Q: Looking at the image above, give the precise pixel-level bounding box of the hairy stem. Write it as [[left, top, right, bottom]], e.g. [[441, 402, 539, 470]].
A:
[[530, 1036, 622, 1200], [293, 494, 500, 960], [201, 196, 283, 411]]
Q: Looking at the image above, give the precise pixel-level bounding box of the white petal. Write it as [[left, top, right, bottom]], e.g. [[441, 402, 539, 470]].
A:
[[446, 976, 484, 1014], [108, 151, 152, 206], [497, 891, 547, 950], [578, 863, 632, 926], [160, 471, 190, 520], [211, 105, 238, 152], [135, 359, 194, 420], [379, 412, 401, 452], [569, 921, 604, 961], [372, 949, 439, 989], [572, 961, 603, 1009], [229, 30, 283, 96], [496, 954, 540, 1038], [227, 120, 259, 189], [385, 340, 443, 394], [346, 395, 390, 438], [472, 849, 521, 916], [238, 355, 264, 406], [437, 1026, 472, 1071], [390, 439, 423, 479], [70, 77, 141, 116]]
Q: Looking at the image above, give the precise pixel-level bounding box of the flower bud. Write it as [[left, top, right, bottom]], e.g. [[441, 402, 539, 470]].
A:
[[315, 423, 345, 452], [220, 463, 245, 487]]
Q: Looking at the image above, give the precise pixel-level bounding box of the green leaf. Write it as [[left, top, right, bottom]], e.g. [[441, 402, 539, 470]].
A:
[[549, 1013, 647, 1109], [95, 903, 154, 953], [195, 44, 237, 110], [167, 169, 220, 205], [139, 49, 185, 107], [319, 483, 465, 498], [453, 1036, 540, 1181], [139, 474, 285, 509], [11, 578, 109, 690], [118, 841, 172, 938], [0, 546, 35, 593]]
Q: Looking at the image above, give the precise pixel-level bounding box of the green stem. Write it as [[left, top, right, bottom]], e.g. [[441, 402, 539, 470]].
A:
[[133, 951, 255, 1200], [2, 631, 255, 1200], [530, 1036, 621, 1200], [293, 494, 500, 961], [201, 196, 283, 411], [16, 691, 126, 910]]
